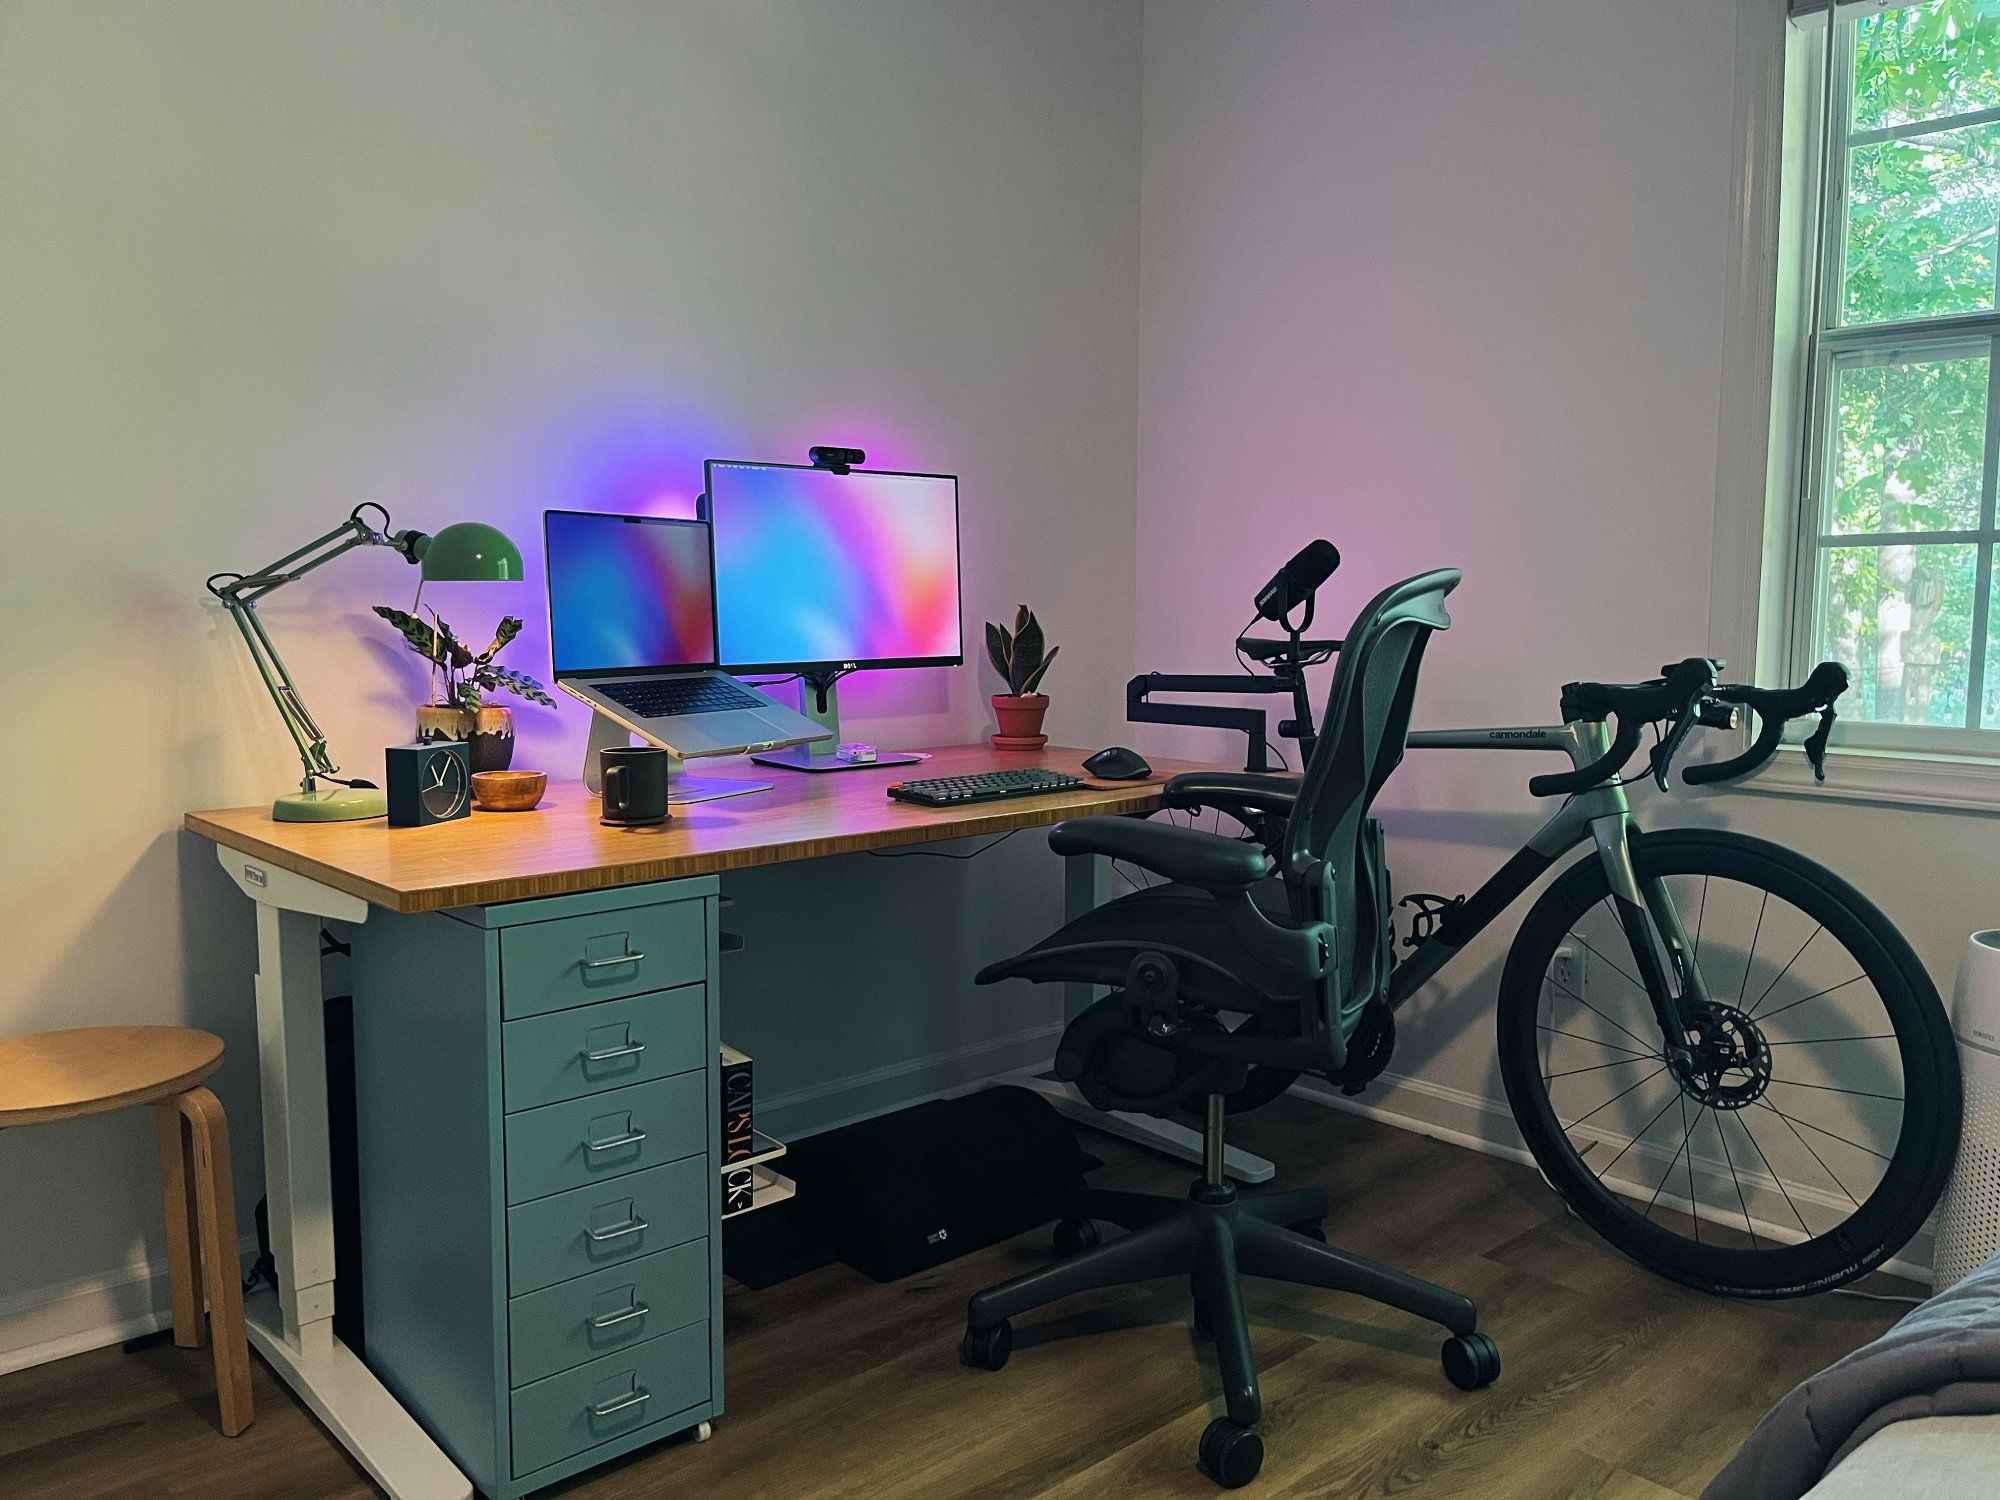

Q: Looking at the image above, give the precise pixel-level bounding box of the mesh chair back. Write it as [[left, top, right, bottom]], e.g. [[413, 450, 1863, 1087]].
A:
[[1282, 569, 1460, 1036]]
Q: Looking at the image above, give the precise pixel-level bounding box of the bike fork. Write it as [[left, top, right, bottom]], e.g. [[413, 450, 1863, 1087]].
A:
[[1589, 814, 1713, 1060]]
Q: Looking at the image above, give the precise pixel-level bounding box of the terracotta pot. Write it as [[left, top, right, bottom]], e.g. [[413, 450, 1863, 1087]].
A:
[[467, 705, 516, 774], [991, 693, 1050, 750], [415, 704, 473, 743]]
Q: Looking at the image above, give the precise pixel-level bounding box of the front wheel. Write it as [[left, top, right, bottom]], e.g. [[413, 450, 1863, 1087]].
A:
[[1497, 829, 1959, 1297]]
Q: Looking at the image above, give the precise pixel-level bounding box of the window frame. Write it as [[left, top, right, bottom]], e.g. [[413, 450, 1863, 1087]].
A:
[[1727, 1, 2000, 805]]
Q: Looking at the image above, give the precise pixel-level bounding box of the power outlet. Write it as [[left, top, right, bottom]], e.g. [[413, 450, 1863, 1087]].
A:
[[1550, 944, 1583, 995]]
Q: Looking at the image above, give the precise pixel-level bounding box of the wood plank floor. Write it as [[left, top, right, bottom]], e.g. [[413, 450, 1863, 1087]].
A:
[[0, 1099, 1915, 1499]]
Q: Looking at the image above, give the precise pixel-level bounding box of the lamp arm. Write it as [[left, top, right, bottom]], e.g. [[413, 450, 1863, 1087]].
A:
[[221, 596, 341, 792], [206, 505, 422, 793]]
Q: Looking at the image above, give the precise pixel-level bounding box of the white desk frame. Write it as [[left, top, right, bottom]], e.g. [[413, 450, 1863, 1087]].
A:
[[214, 841, 1270, 1499], [220, 846, 474, 1499]]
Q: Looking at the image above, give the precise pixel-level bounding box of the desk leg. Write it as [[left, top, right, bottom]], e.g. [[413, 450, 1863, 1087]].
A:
[[1005, 853, 1274, 1186], [227, 852, 473, 1500]]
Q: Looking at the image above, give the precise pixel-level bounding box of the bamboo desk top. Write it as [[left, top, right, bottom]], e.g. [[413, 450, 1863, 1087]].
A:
[[186, 744, 1214, 915]]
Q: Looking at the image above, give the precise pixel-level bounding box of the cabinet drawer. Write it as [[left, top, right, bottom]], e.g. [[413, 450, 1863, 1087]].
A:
[[510, 1320, 710, 1479], [505, 1073, 704, 1205], [507, 1156, 708, 1295], [500, 901, 704, 1019], [508, 1240, 708, 1387], [502, 986, 705, 1114]]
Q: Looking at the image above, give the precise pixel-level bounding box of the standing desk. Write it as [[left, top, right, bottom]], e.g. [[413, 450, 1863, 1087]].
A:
[[185, 743, 1275, 1499]]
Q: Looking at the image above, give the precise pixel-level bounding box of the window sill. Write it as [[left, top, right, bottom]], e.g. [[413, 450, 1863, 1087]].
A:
[[1734, 744, 2000, 815]]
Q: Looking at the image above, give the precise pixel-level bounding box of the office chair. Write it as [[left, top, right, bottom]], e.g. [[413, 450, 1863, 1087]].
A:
[[961, 569, 1496, 1489]]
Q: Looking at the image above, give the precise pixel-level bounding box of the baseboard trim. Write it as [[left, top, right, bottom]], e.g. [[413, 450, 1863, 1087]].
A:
[[1292, 1070, 1934, 1288], [0, 1235, 259, 1379], [758, 1022, 1063, 1142]]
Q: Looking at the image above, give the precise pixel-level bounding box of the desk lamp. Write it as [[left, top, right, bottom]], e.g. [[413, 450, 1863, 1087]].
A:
[[206, 503, 523, 822]]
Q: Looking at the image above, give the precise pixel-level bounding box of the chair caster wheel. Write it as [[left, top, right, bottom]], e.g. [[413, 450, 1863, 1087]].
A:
[[1288, 1218, 1327, 1242], [961, 1320, 1012, 1371], [1198, 1416, 1263, 1489], [1054, 1216, 1101, 1257], [1441, 1331, 1500, 1390]]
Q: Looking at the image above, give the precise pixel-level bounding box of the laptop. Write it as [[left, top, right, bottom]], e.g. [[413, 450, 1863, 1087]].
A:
[[544, 509, 830, 759]]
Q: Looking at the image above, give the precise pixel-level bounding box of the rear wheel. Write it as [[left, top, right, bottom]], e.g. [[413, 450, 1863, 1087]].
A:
[[1497, 829, 1958, 1297]]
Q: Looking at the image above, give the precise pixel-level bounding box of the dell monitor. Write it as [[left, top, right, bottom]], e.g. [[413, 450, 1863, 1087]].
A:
[[704, 458, 963, 770]]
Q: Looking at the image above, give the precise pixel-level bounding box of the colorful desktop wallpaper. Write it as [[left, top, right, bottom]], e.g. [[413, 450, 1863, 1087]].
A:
[[707, 463, 962, 668], [544, 510, 718, 674]]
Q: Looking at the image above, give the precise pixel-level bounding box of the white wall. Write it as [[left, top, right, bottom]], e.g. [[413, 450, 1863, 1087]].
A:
[[0, 0, 1141, 1366], [1136, 0, 1995, 1270]]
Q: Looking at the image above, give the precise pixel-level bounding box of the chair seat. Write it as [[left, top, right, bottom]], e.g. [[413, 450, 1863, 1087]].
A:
[[0, 1026, 224, 1127], [975, 879, 1305, 1013]]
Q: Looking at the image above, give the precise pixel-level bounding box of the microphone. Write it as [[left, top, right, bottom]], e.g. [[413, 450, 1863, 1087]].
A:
[[1253, 539, 1340, 622]]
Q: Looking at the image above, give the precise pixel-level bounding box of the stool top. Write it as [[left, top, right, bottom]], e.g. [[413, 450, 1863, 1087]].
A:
[[0, 1027, 224, 1127]]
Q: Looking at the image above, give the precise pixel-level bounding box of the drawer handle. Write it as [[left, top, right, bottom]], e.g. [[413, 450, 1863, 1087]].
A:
[[589, 1300, 651, 1331], [585, 1128, 648, 1154], [590, 1386, 652, 1420], [581, 1040, 647, 1063], [580, 949, 645, 971], [585, 1215, 648, 1243]]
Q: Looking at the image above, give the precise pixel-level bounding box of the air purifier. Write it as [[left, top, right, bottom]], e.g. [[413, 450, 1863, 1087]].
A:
[[1935, 930, 2000, 1287]]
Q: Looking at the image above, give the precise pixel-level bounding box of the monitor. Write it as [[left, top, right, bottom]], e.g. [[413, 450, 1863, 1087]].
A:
[[704, 459, 963, 674], [543, 510, 719, 677]]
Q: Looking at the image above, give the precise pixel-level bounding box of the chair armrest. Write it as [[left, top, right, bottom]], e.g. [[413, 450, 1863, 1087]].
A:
[[1049, 816, 1275, 888], [1162, 772, 1300, 819]]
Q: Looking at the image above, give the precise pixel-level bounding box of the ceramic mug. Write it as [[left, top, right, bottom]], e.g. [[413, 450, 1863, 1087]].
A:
[[599, 746, 671, 826]]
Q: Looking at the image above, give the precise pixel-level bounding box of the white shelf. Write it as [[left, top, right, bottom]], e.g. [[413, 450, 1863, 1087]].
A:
[[719, 1130, 786, 1175], [721, 1163, 796, 1220]]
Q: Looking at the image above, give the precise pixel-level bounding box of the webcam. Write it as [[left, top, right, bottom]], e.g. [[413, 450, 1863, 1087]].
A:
[[808, 445, 866, 475]]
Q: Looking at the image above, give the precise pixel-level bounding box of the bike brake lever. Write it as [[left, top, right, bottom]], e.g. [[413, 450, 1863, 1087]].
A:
[[1649, 707, 1701, 792], [1646, 662, 1718, 791], [1803, 704, 1837, 782]]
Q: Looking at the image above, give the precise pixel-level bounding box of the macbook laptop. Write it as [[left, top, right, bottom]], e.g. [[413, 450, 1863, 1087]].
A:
[[544, 509, 829, 760]]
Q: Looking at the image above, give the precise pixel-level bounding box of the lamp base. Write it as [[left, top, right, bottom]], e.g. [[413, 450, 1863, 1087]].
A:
[[273, 786, 388, 822]]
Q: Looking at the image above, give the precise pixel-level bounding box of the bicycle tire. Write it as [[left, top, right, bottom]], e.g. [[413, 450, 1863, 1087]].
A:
[[1496, 828, 1959, 1297]]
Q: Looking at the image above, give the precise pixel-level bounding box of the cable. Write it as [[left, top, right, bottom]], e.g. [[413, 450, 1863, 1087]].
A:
[[1233, 613, 1263, 677], [1832, 1285, 1926, 1306], [742, 674, 801, 688], [865, 829, 1017, 861]]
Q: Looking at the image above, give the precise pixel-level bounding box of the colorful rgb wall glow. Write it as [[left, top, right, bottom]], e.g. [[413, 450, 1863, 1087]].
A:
[[706, 461, 962, 670], [544, 510, 717, 674]]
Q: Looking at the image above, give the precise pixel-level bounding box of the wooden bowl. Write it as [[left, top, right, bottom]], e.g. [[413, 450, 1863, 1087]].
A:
[[471, 770, 547, 812]]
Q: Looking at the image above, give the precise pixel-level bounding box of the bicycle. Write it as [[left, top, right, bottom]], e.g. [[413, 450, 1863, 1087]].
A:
[[1166, 627, 1961, 1299]]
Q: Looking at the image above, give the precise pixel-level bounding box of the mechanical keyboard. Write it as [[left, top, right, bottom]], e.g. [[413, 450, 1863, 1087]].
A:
[[887, 768, 1088, 807], [597, 675, 763, 718]]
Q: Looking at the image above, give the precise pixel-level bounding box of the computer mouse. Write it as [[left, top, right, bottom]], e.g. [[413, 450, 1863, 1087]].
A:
[[1083, 746, 1152, 781]]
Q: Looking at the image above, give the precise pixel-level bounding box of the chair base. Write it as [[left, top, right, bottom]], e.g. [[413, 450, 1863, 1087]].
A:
[[962, 1174, 1492, 1487]]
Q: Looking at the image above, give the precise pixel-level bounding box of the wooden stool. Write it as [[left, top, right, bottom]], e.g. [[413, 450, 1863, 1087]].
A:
[[0, 1026, 253, 1436]]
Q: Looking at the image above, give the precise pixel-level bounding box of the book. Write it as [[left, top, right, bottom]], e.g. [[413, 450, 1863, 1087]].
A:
[[721, 1044, 755, 1214]]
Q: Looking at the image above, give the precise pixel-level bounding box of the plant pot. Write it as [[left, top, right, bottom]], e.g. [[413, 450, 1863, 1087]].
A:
[[991, 693, 1050, 750], [467, 705, 516, 774], [416, 704, 473, 743]]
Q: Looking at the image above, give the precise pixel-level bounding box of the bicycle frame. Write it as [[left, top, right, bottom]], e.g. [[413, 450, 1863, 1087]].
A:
[[1384, 723, 1716, 1050]]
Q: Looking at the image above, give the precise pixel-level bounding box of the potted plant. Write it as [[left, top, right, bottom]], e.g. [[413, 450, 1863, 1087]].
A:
[[373, 607, 557, 773], [985, 605, 1060, 750]]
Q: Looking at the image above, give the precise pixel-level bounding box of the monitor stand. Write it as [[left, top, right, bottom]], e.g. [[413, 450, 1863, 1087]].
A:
[[582, 709, 774, 804], [749, 672, 924, 773]]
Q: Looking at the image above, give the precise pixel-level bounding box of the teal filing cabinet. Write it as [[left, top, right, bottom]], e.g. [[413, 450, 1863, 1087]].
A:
[[350, 878, 723, 1499]]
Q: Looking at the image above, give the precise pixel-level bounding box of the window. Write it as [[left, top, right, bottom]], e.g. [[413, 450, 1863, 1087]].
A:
[[1779, 0, 2000, 750]]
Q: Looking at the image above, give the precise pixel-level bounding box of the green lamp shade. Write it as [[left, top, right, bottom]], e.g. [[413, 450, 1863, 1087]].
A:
[[417, 522, 523, 581]]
